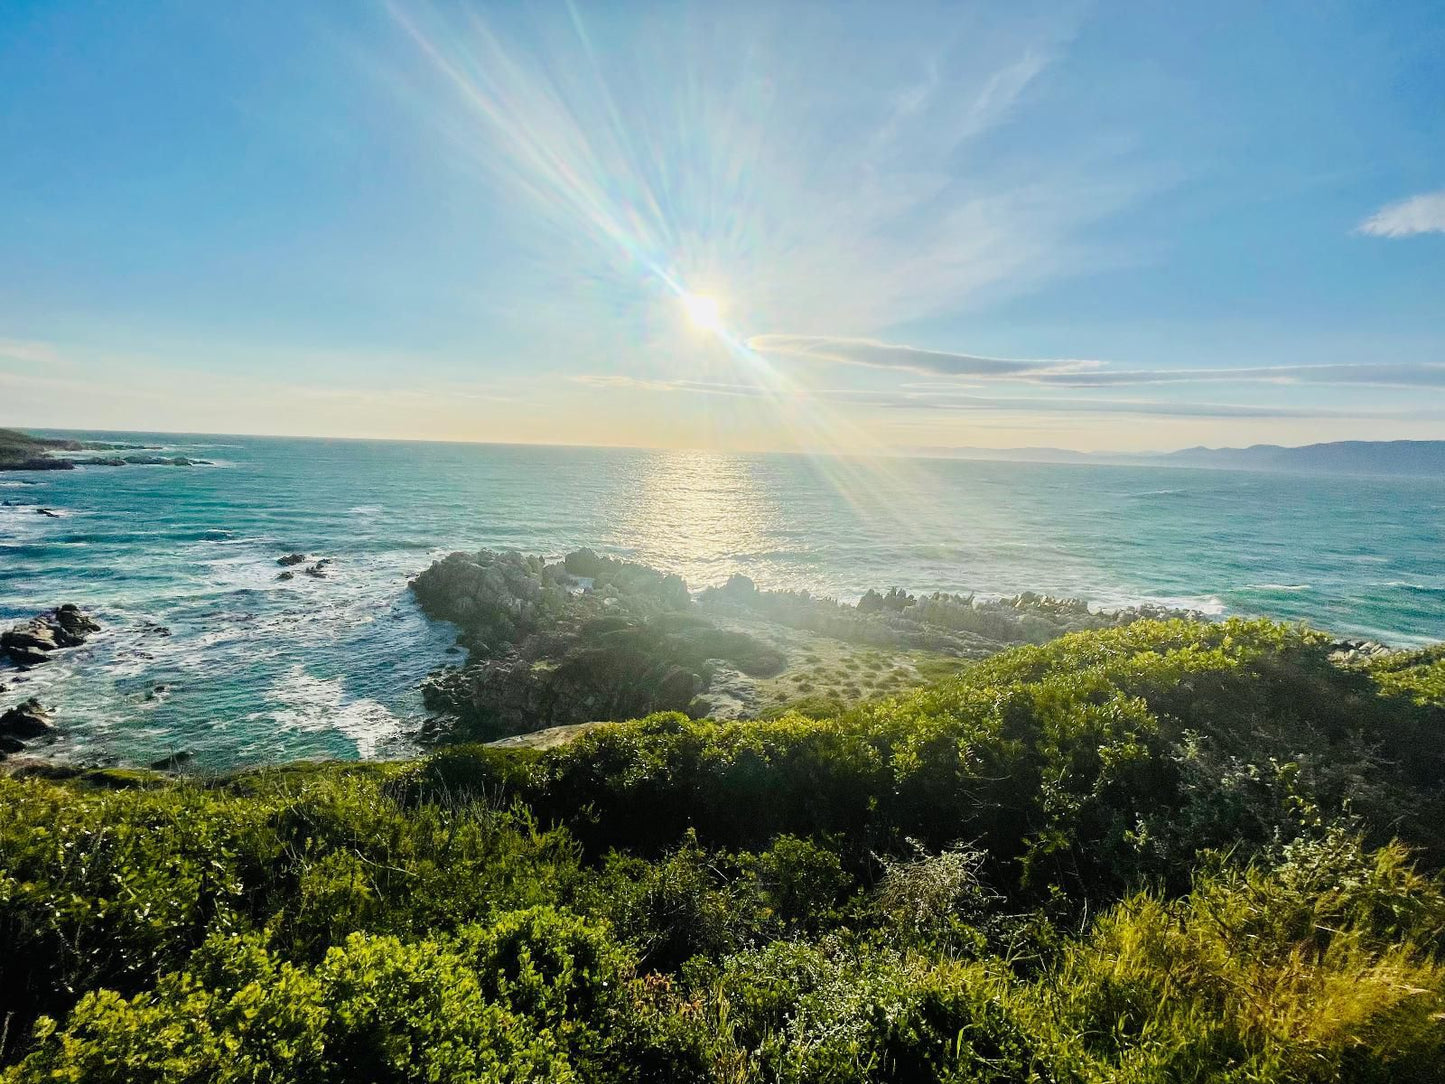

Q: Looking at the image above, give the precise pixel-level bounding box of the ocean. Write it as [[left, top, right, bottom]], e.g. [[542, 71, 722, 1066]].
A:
[[2, 432, 1442, 769]]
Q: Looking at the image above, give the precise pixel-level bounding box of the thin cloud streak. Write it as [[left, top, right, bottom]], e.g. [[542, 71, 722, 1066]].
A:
[[569, 372, 1434, 421], [749, 334, 1445, 388], [747, 334, 1097, 377]]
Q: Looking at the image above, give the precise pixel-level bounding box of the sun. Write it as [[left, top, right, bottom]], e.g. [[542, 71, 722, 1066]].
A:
[[681, 292, 723, 333]]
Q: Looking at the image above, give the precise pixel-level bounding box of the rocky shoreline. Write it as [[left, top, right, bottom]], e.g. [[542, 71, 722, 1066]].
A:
[[408, 547, 1211, 743], [0, 545, 1407, 768], [0, 605, 101, 761]]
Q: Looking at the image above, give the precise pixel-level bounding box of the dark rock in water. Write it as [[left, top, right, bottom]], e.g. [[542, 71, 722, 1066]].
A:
[[277, 553, 308, 567], [144, 683, 171, 702], [277, 570, 295, 581], [148, 750, 194, 771], [304, 561, 329, 578], [119, 454, 197, 466], [2, 605, 101, 666], [0, 698, 54, 739], [0, 734, 25, 756], [2, 458, 74, 472], [34, 507, 61, 517]]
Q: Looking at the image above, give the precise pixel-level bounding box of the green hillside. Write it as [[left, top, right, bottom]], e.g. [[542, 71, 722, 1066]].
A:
[[2, 619, 1443, 1082]]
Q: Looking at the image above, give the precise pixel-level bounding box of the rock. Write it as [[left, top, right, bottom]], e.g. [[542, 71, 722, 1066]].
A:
[[304, 562, 328, 578], [563, 548, 607, 578], [721, 573, 757, 596], [3, 644, 52, 667], [277, 570, 295, 581], [0, 734, 25, 756], [1, 458, 74, 472], [0, 698, 55, 739], [34, 507, 60, 517], [53, 604, 101, 642], [277, 553, 308, 567], [1329, 639, 1394, 664], [2, 605, 100, 666]]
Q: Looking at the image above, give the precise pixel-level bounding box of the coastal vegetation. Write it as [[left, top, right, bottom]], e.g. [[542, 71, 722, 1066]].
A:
[[2, 618, 1443, 1081]]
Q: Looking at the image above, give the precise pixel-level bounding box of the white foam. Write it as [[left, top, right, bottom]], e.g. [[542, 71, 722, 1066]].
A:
[[264, 665, 403, 758], [1243, 583, 1312, 592]]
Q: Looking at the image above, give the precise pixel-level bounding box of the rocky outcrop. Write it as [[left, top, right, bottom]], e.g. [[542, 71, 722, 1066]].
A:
[[1, 427, 211, 470], [277, 553, 308, 567], [1, 605, 101, 667], [1329, 639, 1394, 664], [411, 549, 780, 741], [0, 698, 55, 741], [411, 548, 1207, 745], [0, 428, 79, 470], [698, 579, 1201, 654]]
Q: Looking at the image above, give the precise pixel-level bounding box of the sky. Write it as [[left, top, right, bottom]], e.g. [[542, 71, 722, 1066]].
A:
[[1, 0, 1442, 454]]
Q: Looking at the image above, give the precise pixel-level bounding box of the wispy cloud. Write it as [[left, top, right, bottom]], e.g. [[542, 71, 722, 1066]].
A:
[[1356, 189, 1445, 237], [1036, 362, 1445, 388], [569, 371, 1436, 422], [0, 339, 63, 366], [747, 334, 1098, 378], [395, 4, 1128, 339], [749, 333, 1445, 388]]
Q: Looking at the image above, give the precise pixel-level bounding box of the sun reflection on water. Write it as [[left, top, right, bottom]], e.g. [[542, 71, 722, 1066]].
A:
[[615, 450, 782, 585]]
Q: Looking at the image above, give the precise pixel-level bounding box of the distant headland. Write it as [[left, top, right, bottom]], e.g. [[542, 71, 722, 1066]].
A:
[[925, 438, 1445, 476], [0, 428, 210, 469]]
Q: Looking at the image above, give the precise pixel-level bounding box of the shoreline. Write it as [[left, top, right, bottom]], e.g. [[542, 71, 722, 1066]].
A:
[[3, 542, 1419, 775]]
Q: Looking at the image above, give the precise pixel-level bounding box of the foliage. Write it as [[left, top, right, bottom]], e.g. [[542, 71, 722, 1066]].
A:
[[2, 619, 1444, 1081]]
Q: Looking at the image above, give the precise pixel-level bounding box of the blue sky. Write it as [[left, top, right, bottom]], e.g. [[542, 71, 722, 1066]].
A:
[[1, 0, 1442, 451]]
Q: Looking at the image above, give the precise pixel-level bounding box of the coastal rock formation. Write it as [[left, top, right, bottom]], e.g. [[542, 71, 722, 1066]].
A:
[[1, 605, 101, 667], [1, 427, 211, 471], [411, 549, 777, 740], [277, 553, 308, 566], [411, 548, 1207, 745], [0, 698, 55, 740], [0, 428, 80, 471], [698, 577, 1198, 654]]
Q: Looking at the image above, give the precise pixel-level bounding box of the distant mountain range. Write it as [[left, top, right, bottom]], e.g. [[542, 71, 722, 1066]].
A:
[[929, 440, 1445, 476]]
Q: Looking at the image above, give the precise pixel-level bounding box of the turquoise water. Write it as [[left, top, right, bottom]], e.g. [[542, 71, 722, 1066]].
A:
[[2, 432, 1441, 769]]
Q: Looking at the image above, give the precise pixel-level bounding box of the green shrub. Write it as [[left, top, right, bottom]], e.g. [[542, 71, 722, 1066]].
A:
[[3, 620, 1444, 1081]]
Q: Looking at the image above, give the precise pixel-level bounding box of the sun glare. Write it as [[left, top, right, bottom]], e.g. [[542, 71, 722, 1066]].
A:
[[681, 292, 723, 333]]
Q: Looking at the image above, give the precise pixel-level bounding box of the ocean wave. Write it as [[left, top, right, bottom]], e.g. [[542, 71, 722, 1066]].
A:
[[1382, 581, 1445, 595], [1242, 583, 1312, 592], [263, 665, 406, 758]]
